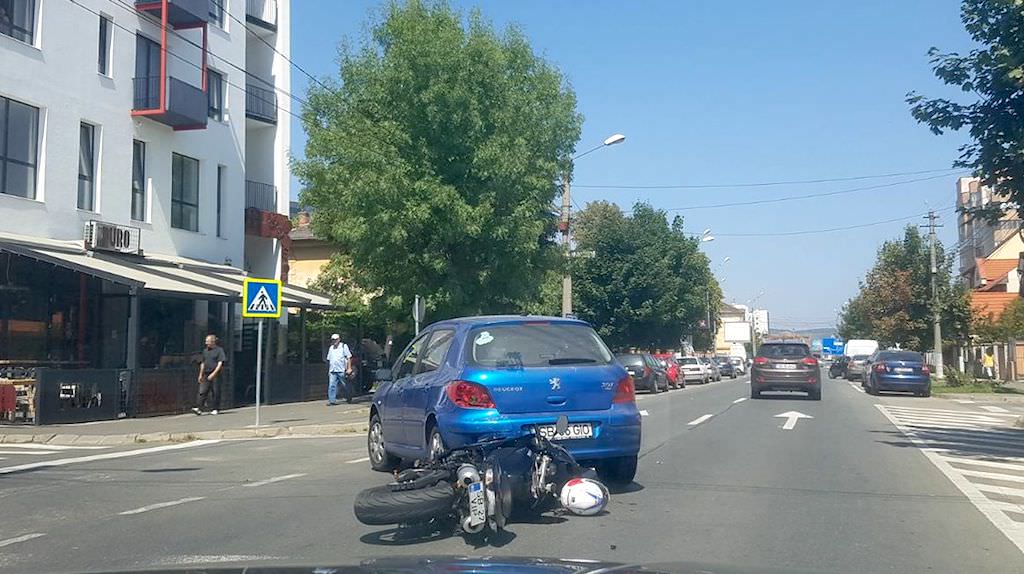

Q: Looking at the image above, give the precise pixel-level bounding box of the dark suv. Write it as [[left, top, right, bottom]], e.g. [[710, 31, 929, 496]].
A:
[[750, 342, 821, 400], [615, 353, 667, 393]]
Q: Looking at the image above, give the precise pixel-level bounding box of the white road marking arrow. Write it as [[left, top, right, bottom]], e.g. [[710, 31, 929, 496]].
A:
[[775, 410, 813, 430]]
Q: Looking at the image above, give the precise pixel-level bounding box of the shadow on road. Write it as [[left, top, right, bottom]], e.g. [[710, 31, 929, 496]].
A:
[[753, 393, 816, 400], [608, 481, 645, 495], [140, 467, 201, 473], [359, 522, 519, 548], [870, 427, 1024, 460]]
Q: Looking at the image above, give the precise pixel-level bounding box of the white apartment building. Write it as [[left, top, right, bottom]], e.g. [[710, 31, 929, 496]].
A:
[[0, 0, 330, 421]]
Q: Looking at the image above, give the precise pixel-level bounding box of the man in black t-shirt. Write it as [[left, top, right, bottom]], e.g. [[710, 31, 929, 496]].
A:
[[193, 334, 226, 415]]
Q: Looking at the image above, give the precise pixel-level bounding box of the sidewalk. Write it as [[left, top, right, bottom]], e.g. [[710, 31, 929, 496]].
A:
[[0, 398, 372, 446]]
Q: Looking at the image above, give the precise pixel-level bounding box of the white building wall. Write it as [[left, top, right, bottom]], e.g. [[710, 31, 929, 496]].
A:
[[0, 0, 290, 272]]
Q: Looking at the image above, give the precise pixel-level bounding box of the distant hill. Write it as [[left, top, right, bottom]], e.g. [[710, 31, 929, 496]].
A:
[[768, 328, 836, 341]]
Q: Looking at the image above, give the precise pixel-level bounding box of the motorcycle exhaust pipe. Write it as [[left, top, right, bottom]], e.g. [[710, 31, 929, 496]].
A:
[[456, 464, 481, 486]]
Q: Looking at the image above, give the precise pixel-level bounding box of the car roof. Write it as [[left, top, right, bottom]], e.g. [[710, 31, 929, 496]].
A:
[[426, 314, 591, 330]]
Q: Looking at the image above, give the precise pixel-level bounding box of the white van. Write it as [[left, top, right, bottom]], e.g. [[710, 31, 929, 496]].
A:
[[844, 339, 879, 358]]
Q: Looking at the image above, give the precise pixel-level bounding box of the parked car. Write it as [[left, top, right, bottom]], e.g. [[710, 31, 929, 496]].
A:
[[616, 353, 664, 394], [644, 353, 672, 391], [713, 356, 737, 378], [750, 342, 821, 400], [828, 355, 849, 379], [652, 353, 683, 388], [677, 356, 710, 384], [865, 350, 931, 397], [730, 356, 747, 375], [370, 316, 642, 485], [845, 355, 870, 381], [700, 357, 722, 381]]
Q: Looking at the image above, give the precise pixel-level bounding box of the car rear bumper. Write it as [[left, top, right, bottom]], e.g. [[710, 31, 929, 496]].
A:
[[874, 375, 931, 392], [751, 368, 820, 391], [681, 372, 705, 381], [437, 404, 642, 461]]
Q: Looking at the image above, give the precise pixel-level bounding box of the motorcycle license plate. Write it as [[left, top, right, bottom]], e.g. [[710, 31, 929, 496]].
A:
[[468, 481, 486, 526], [538, 422, 593, 440]]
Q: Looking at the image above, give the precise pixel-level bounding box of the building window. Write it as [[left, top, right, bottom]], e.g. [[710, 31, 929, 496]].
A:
[[207, 70, 224, 121], [0, 95, 40, 200], [134, 34, 161, 110], [78, 123, 97, 211], [216, 165, 225, 237], [0, 0, 36, 45], [209, 0, 224, 28], [98, 15, 113, 75], [131, 140, 146, 221], [171, 153, 199, 231]]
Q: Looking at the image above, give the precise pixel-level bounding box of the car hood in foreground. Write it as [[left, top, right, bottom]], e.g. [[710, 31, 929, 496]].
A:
[[95, 555, 828, 574]]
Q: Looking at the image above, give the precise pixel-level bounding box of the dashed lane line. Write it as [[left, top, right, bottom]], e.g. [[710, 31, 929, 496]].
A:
[[119, 497, 206, 516], [0, 533, 46, 548], [345, 457, 370, 464], [242, 473, 307, 487], [732, 397, 747, 404], [687, 414, 714, 426]]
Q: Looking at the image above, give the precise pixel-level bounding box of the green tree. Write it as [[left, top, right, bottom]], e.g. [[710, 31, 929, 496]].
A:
[[907, 0, 1024, 222], [295, 0, 582, 323], [571, 201, 720, 350], [838, 226, 971, 349]]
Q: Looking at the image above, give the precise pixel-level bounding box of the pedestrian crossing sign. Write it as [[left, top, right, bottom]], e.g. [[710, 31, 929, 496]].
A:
[[242, 278, 282, 318]]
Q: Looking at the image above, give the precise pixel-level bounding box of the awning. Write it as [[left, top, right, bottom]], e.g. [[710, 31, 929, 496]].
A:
[[0, 234, 334, 309]]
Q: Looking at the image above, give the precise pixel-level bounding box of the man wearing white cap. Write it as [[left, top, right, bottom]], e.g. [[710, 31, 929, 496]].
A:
[[325, 333, 353, 405]]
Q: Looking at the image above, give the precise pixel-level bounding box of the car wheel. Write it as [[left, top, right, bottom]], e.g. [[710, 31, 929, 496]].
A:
[[596, 455, 638, 486], [368, 413, 400, 472], [809, 388, 821, 401], [920, 387, 931, 398], [649, 380, 659, 394], [866, 379, 877, 395], [731, 373, 737, 379], [427, 424, 446, 462], [750, 387, 761, 399]]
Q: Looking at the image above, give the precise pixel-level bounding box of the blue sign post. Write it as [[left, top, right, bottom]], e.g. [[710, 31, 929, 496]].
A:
[[821, 338, 845, 358], [242, 278, 282, 426]]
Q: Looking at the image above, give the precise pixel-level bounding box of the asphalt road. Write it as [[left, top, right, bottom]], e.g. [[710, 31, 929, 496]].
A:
[[2, 369, 1023, 573]]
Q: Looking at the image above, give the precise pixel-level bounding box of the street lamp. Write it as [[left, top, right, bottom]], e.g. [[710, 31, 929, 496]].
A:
[[561, 133, 627, 317]]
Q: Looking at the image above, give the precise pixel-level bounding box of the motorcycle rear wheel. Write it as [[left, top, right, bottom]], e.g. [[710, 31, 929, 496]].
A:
[[354, 482, 457, 526]]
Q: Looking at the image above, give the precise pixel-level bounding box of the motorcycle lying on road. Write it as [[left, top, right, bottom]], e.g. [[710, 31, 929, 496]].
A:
[[354, 416, 610, 538]]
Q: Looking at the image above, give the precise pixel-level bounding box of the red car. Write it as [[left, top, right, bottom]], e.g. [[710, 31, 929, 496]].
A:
[[652, 353, 683, 388]]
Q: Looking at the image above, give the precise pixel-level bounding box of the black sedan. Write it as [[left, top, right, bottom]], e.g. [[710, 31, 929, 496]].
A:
[[713, 356, 737, 378]]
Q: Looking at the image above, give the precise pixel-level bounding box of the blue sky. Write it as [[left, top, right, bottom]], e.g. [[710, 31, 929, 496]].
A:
[[289, 0, 974, 331]]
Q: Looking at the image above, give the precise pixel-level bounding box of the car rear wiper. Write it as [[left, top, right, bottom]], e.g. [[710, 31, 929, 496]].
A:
[[548, 357, 597, 365]]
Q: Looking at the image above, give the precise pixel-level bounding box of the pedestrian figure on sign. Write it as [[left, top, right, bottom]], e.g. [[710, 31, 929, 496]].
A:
[[983, 348, 996, 380], [326, 333, 353, 405], [194, 334, 226, 415]]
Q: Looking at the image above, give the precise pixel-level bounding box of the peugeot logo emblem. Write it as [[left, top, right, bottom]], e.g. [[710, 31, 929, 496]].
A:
[[549, 377, 561, 391]]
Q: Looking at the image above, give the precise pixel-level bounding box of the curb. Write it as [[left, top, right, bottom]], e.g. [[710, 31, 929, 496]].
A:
[[0, 421, 366, 446]]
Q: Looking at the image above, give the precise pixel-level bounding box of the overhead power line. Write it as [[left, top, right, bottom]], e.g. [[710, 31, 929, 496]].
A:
[[575, 167, 964, 190], [713, 206, 957, 238], [648, 172, 968, 213]]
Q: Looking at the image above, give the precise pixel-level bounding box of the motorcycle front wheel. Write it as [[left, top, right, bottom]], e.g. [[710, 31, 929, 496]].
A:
[[354, 482, 457, 526]]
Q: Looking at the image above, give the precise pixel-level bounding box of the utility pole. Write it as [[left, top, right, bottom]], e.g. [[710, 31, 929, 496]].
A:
[[560, 177, 572, 317], [706, 286, 713, 353], [923, 211, 945, 378]]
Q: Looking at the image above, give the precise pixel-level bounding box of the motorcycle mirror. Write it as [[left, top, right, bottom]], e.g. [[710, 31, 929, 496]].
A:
[[555, 415, 569, 436]]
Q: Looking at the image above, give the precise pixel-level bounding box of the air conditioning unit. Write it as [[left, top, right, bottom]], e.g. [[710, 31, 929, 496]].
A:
[[84, 221, 142, 255]]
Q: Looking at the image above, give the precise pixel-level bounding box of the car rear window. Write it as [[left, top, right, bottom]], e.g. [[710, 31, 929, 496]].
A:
[[878, 351, 924, 362], [467, 323, 613, 367], [615, 354, 644, 366], [758, 344, 810, 358], [679, 357, 699, 365]]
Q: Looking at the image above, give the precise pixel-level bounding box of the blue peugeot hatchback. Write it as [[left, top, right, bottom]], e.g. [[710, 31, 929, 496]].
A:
[[368, 316, 642, 484]]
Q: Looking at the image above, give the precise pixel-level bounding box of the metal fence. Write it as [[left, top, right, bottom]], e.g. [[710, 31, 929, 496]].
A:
[[245, 83, 278, 123], [245, 180, 277, 212]]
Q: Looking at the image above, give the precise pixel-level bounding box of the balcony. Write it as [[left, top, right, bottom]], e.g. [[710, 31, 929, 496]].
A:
[[246, 180, 277, 213], [246, 0, 277, 32], [246, 83, 278, 125], [135, 0, 208, 27], [133, 76, 208, 130]]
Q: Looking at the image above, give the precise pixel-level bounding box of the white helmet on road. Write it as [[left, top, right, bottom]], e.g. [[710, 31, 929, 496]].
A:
[[560, 477, 609, 516]]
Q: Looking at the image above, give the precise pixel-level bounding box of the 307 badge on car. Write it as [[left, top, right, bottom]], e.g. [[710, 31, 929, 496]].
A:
[[538, 422, 594, 440]]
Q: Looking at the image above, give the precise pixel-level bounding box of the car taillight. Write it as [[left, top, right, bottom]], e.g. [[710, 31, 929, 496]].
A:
[[613, 376, 635, 404], [801, 357, 818, 366], [922, 365, 931, 375], [753, 357, 768, 365], [874, 363, 887, 373], [445, 380, 496, 409]]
